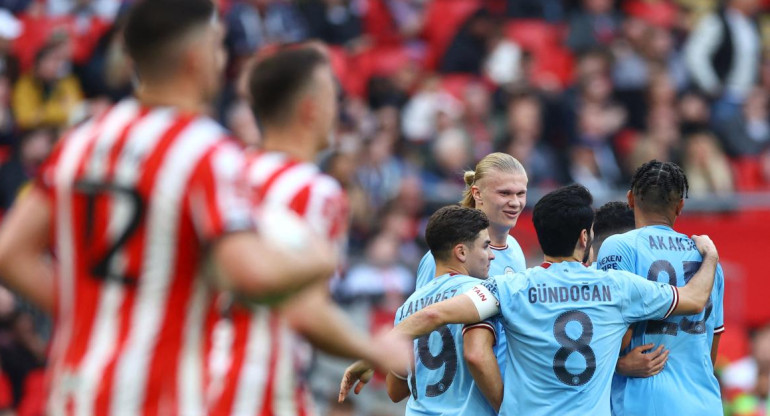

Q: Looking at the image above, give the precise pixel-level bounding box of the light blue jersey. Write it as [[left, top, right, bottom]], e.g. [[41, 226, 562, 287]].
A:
[[474, 262, 676, 416], [597, 225, 725, 416], [414, 234, 525, 382], [395, 274, 498, 416], [415, 235, 526, 289]]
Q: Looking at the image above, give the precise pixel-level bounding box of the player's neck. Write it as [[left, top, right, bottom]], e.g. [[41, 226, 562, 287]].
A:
[[135, 79, 207, 114], [488, 225, 510, 247], [634, 212, 675, 229], [262, 128, 316, 162], [543, 250, 583, 264], [434, 263, 467, 278]]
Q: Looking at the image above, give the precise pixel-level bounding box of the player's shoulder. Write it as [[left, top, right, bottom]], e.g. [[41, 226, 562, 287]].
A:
[[605, 228, 642, 246]]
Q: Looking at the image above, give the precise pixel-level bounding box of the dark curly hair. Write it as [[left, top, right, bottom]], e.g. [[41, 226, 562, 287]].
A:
[[426, 206, 490, 261], [630, 160, 689, 214]]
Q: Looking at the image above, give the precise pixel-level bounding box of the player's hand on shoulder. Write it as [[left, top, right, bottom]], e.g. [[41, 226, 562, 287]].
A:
[[339, 360, 374, 402], [616, 343, 669, 378], [691, 234, 719, 262]]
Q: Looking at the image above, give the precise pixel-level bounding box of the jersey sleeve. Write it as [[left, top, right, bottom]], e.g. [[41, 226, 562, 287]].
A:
[[462, 318, 499, 342], [596, 234, 636, 272], [463, 277, 502, 320], [297, 176, 349, 244], [713, 265, 725, 334], [186, 141, 254, 242], [617, 271, 678, 324]]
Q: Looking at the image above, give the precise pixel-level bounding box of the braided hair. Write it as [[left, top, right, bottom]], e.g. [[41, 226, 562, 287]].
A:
[[630, 160, 689, 213]]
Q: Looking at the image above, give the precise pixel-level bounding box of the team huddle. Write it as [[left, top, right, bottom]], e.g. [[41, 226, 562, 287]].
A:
[[0, 0, 725, 415], [339, 158, 724, 416]]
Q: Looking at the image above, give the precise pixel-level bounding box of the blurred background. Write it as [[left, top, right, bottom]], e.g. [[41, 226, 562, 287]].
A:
[[0, 0, 769, 415]]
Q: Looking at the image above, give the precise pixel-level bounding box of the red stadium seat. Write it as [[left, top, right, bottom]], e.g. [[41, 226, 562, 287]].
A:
[[347, 45, 414, 97], [623, 0, 678, 28], [731, 157, 769, 191], [363, 0, 401, 45], [421, 0, 482, 70], [13, 12, 110, 71], [439, 73, 488, 100], [503, 19, 565, 52], [529, 45, 574, 89]]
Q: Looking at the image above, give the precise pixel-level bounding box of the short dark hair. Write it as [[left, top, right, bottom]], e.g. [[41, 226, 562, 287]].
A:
[[533, 184, 594, 257], [249, 47, 329, 128], [630, 160, 689, 214], [425, 206, 490, 262], [124, 0, 215, 77], [592, 202, 634, 252]]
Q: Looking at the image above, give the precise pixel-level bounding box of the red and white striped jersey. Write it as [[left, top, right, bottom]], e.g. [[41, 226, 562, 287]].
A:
[[36, 99, 253, 416], [206, 151, 348, 416]]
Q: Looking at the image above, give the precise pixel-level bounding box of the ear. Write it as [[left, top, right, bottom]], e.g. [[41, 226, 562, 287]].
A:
[[453, 243, 467, 263], [298, 95, 316, 125], [626, 190, 634, 208], [579, 229, 589, 251], [674, 199, 684, 217], [471, 185, 482, 205]]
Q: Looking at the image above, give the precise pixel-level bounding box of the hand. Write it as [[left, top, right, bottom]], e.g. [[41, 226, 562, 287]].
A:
[[616, 344, 669, 378], [691, 234, 718, 262], [338, 360, 374, 403]]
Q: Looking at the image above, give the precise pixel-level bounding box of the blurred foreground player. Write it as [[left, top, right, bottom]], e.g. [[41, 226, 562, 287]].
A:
[[206, 46, 408, 416], [597, 161, 726, 416], [0, 1, 337, 414], [386, 206, 501, 415], [342, 184, 720, 415]]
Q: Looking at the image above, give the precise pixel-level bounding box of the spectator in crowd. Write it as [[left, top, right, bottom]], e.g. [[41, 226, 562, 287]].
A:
[[337, 231, 414, 300], [567, 0, 621, 53], [496, 91, 565, 187], [420, 128, 472, 204], [78, 12, 133, 101], [679, 89, 711, 136], [460, 81, 495, 159], [682, 130, 735, 196], [717, 86, 770, 157], [0, 128, 54, 212], [224, 0, 307, 77], [0, 300, 46, 408], [401, 76, 461, 142], [684, 0, 762, 123], [301, 0, 365, 48], [384, 0, 426, 39], [45, 0, 122, 20], [722, 324, 770, 414], [439, 9, 496, 74], [506, 0, 564, 21], [11, 36, 83, 131], [0, 9, 21, 83], [0, 74, 14, 147]]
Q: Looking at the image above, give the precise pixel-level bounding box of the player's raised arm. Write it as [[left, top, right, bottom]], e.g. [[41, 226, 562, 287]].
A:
[[211, 230, 337, 302], [0, 187, 54, 313], [671, 234, 719, 315]]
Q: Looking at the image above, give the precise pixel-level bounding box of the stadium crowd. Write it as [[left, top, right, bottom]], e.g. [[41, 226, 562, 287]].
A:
[[0, 0, 768, 415]]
